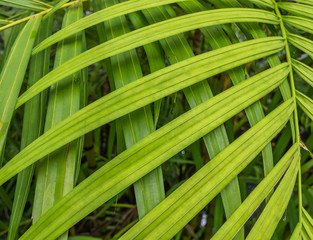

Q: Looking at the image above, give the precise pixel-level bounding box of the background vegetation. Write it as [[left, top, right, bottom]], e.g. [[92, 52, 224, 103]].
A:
[[0, 0, 313, 239]]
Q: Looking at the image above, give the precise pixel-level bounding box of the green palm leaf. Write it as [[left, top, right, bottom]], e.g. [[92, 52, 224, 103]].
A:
[[43, 0, 69, 20], [32, 0, 186, 53], [249, 0, 274, 8], [0, 0, 50, 11], [141, 4, 242, 237], [7, 15, 53, 240], [1, 1, 313, 239], [32, 3, 85, 233], [212, 143, 298, 239], [121, 99, 294, 240], [246, 147, 299, 239], [294, 0, 313, 6], [287, 33, 313, 58], [0, 15, 41, 157], [296, 90, 313, 121], [19, 63, 290, 240], [278, 2, 313, 20], [0, 38, 285, 186], [292, 59, 313, 87], [17, 8, 280, 107], [102, 0, 165, 219], [283, 16, 313, 34], [290, 223, 301, 240]]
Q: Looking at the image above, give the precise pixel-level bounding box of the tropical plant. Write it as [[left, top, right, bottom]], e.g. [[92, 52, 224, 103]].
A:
[[0, 0, 313, 239]]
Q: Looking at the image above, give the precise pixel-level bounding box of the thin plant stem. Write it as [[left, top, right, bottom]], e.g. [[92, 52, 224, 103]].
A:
[[272, 0, 303, 226]]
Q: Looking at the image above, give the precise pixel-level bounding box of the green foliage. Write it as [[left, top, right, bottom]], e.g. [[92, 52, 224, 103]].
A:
[[0, 0, 313, 239]]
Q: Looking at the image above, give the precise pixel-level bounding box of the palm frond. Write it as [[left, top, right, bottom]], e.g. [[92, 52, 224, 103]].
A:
[[1, 0, 313, 239]]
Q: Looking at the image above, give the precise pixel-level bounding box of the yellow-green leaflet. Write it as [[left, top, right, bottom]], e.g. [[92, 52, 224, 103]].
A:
[[0, 15, 42, 157]]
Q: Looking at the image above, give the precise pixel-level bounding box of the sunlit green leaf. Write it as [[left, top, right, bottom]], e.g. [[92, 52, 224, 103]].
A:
[[18, 9, 280, 108], [296, 90, 313, 121], [0, 0, 50, 11], [0, 15, 42, 157], [287, 33, 313, 58], [246, 146, 299, 239], [120, 99, 294, 240], [292, 59, 313, 87], [283, 16, 313, 34], [0, 38, 286, 187], [278, 2, 313, 20], [19, 64, 291, 240], [212, 144, 298, 240]]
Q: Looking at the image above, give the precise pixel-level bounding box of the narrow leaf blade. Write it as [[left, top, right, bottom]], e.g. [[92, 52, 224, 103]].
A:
[[0, 15, 42, 156], [0, 39, 286, 186]]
